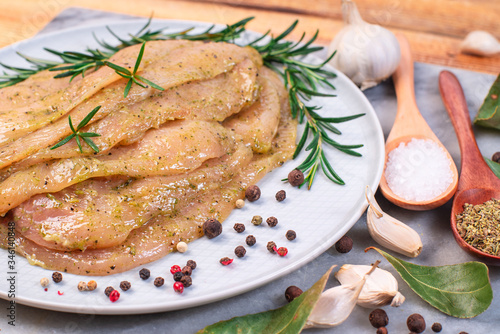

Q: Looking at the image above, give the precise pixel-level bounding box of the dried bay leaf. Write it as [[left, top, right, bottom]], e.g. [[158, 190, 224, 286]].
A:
[[485, 157, 500, 179], [368, 247, 493, 318], [196, 265, 335, 334], [474, 74, 500, 130]]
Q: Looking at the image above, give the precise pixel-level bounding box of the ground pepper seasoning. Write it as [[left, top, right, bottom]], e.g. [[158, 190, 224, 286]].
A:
[[456, 198, 500, 255]]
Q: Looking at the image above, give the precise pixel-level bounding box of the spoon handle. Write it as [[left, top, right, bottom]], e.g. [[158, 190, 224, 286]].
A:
[[438, 70, 496, 190]]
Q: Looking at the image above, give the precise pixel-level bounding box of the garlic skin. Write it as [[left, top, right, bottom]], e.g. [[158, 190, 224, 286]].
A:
[[328, 0, 400, 90], [460, 31, 500, 57], [365, 186, 423, 257], [335, 264, 405, 308]]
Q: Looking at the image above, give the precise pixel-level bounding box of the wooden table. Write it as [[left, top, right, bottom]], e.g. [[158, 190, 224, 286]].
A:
[[1, 0, 499, 74]]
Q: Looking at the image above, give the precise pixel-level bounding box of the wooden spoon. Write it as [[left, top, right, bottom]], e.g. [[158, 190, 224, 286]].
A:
[[379, 34, 458, 210], [439, 70, 500, 264]]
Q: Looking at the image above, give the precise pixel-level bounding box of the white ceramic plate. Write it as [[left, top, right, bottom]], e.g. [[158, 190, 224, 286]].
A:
[[0, 19, 384, 314]]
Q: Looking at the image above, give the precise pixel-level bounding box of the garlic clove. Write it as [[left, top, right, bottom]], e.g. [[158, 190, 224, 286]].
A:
[[365, 186, 423, 257], [460, 31, 500, 57], [305, 261, 380, 328], [335, 264, 405, 308]]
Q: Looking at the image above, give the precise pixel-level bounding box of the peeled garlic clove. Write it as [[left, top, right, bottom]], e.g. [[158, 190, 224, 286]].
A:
[[365, 186, 423, 257], [305, 261, 380, 328], [328, 0, 400, 90], [335, 264, 405, 308], [460, 31, 500, 57]]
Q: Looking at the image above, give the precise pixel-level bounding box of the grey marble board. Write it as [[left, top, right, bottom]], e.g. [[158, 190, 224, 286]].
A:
[[0, 7, 498, 334]]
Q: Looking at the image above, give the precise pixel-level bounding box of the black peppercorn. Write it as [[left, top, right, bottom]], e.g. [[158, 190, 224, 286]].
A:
[[286, 230, 296, 241], [335, 235, 353, 253], [492, 152, 500, 163], [369, 309, 389, 328], [104, 286, 114, 297], [267, 241, 277, 253], [458, 332, 468, 334], [173, 271, 184, 282], [181, 265, 192, 276], [407, 314, 425, 333], [139, 268, 151, 280], [275, 190, 286, 202], [52, 272, 63, 283], [203, 218, 222, 239], [119, 281, 131, 291], [180, 275, 192, 288], [233, 223, 245, 233], [154, 277, 164, 287], [245, 185, 261, 202], [376, 327, 388, 334], [187, 260, 197, 270], [246, 235, 256, 246], [431, 322, 442, 332], [288, 169, 304, 187], [234, 245, 246, 258], [285, 285, 303, 302], [220, 257, 233, 265], [266, 216, 278, 227]]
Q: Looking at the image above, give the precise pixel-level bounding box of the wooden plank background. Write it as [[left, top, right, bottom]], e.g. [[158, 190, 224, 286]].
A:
[[0, 0, 499, 73]]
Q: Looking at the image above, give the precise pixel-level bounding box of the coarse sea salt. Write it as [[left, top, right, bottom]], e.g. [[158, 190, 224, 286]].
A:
[[385, 138, 453, 202]]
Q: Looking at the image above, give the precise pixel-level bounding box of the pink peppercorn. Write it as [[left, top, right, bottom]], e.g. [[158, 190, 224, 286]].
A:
[[109, 290, 120, 302], [170, 265, 181, 274], [173, 282, 184, 293]]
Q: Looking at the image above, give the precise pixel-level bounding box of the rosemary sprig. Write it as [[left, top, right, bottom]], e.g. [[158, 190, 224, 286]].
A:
[[104, 42, 164, 97], [50, 106, 101, 153]]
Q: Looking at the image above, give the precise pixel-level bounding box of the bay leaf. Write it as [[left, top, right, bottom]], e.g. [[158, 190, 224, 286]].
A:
[[196, 265, 335, 334], [485, 157, 500, 179], [368, 247, 493, 318], [474, 74, 500, 130]]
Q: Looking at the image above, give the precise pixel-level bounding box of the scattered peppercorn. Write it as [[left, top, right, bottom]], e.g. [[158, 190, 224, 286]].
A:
[[235, 199, 245, 209], [251, 215, 263, 226], [276, 246, 288, 256], [109, 289, 120, 302], [266, 216, 278, 227], [52, 272, 63, 283], [173, 272, 184, 282], [176, 241, 188, 253], [458, 332, 468, 334], [181, 265, 192, 276], [139, 268, 151, 280], [267, 241, 277, 253], [245, 185, 261, 202], [173, 281, 184, 293], [40, 277, 49, 287], [288, 169, 304, 187], [187, 260, 197, 270], [286, 230, 296, 241], [246, 235, 256, 246], [407, 314, 425, 333], [203, 218, 223, 239], [492, 152, 500, 163], [233, 223, 245, 233], [234, 245, 246, 258], [78, 281, 88, 292], [376, 327, 388, 334], [285, 285, 303, 302], [220, 257, 233, 266], [104, 286, 114, 297], [369, 309, 389, 328], [275, 190, 286, 202], [57, 291, 64, 296], [335, 235, 353, 253], [120, 281, 131, 291], [87, 280, 97, 291], [431, 322, 442, 332], [154, 277, 165, 287], [180, 275, 192, 288], [170, 265, 181, 274]]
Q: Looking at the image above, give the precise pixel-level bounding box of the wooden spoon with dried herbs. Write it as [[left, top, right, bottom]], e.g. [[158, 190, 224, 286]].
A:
[[439, 70, 500, 264]]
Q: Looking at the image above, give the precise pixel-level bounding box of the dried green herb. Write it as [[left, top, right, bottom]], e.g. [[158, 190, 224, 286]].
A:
[[367, 247, 493, 318], [456, 199, 500, 255], [196, 265, 335, 333], [485, 157, 500, 179], [474, 74, 500, 130]]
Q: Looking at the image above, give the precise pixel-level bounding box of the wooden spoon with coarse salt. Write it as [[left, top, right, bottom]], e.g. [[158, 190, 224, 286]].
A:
[[378, 34, 458, 210]]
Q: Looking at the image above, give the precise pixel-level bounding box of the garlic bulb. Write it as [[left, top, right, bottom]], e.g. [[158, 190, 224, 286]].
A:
[[365, 186, 422, 257], [328, 0, 401, 90], [305, 261, 380, 328], [460, 31, 500, 57], [335, 264, 405, 308]]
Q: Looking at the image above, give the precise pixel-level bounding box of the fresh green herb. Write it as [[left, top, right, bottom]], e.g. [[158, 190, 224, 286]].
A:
[[50, 105, 101, 153], [474, 73, 500, 130], [104, 42, 164, 97], [197, 265, 335, 333], [485, 157, 500, 178], [368, 247, 493, 318]]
